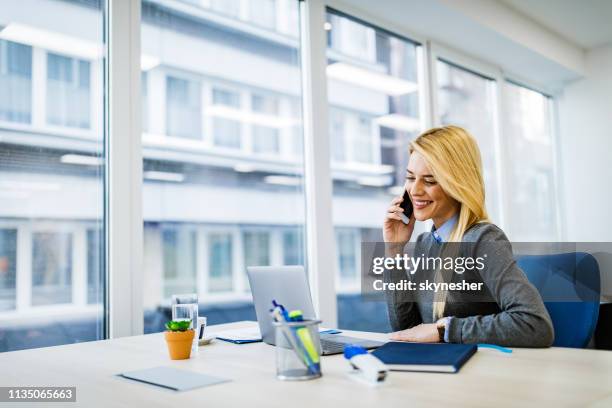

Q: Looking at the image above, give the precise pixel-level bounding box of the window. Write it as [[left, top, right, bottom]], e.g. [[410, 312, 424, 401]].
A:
[[243, 231, 270, 267], [336, 229, 357, 283], [252, 93, 280, 154], [330, 109, 345, 162], [0, 40, 32, 123], [47, 53, 90, 129], [329, 109, 375, 164], [141, 0, 306, 332], [86, 229, 103, 305], [213, 88, 240, 107], [210, 0, 240, 18], [436, 59, 500, 223], [208, 233, 233, 293], [162, 227, 197, 297], [166, 76, 201, 139], [354, 115, 374, 163], [327, 13, 376, 62], [504, 82, 557, 240], [31, 232, 73, 306], [253, 126, 280, 153], [250, 0, 277, 29], [0, 229, 17, 311], [141, 72, 148, 132], [282, 228, 304, 266], [243, 230, 270, 292], [212, 87, 242, 148], [0, 0, 105, 352], [325, 10, 423, 331], [213, 118, 241, 148]]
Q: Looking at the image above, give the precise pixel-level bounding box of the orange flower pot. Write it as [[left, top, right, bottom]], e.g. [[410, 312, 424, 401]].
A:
[[164, 330, 195, 360]]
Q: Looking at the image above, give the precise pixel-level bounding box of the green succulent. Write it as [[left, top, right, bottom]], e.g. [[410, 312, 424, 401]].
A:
[[165, 320, 192, 332]]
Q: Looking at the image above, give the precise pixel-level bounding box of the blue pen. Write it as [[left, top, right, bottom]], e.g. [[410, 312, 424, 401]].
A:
[[272, 299, 291, 321]]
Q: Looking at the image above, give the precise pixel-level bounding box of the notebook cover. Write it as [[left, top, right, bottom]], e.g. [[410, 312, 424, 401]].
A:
[[371, 342, 477, 373], [119, 366, 230, 391]]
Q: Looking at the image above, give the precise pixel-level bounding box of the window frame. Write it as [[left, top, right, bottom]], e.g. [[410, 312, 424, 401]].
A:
[[429, 42, 507, 231], [103, 0, 564, 336], [501, 79, 561, 240], [428, 42, 561, 241]]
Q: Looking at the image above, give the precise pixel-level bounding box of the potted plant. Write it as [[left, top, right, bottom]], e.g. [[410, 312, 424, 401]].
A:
[[164, 320, 195, 360]]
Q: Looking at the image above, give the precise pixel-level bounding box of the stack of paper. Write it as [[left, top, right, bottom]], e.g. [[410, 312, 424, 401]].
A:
[[211, 327, 262, 344]]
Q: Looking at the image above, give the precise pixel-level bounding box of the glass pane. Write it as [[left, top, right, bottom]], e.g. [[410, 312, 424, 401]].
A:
[[141, 72, 148, 132], [210, 0, 240, 18], [336, 229, 357, 282], [0, 0, 105, 351], [141, 0, 306, 331], [87, 229, 103, 305], [47, 53, 91, 129], [327, 13, 375, 62], [213, 118, 241, 148], [166, 76, 201, 139], [208, 233, 233, 292], [251, 93, 280, 154], [504, 82, 556, 240], [213, 88, 240, 108], [249, 0, 277, 29], [0, 40, 32, 123], [282, 228, 304, 266], [162, 227, 197, 297], [32, 232, 73, 306], [243, 231, 270, 267], [326, 10, 422, 332], [253, 126, 279, 154], [0, 229, 17, 311], [436, 60, 500, 223]]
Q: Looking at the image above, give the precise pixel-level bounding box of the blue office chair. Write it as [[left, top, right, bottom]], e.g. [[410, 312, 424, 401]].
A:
[[516, 252, 600, 348]]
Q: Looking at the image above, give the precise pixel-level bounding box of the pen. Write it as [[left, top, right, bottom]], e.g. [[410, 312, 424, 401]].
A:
[[272, 299, 290, 321]]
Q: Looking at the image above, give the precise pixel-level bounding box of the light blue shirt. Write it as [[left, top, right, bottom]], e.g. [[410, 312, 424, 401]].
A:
[[431, 213, 458, 243], [431, 213, 458, 342]]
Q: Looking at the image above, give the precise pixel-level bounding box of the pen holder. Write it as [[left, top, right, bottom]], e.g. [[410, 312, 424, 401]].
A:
[[273, 319, 322, 381]]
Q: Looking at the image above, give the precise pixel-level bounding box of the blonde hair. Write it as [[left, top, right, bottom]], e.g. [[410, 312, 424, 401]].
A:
[[409, 125, 489, 242], [409, 125, 489, 320]]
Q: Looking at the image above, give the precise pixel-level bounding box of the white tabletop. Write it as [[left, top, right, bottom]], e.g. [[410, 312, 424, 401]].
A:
[[1, 321, 611, 407]]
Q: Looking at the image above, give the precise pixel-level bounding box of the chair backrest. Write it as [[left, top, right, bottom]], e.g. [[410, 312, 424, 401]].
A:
[[516, 252, 600, 348]]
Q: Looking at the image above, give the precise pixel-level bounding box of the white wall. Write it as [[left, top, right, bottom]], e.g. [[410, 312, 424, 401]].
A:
[[558, 45, 612, 300], [558, 45, 612, 242]]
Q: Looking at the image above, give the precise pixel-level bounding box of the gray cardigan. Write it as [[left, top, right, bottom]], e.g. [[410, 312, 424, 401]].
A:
[[385, 222, 555, 347]]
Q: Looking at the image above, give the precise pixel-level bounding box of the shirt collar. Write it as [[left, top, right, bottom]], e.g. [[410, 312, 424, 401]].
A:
[[432, 214, 458, 243]]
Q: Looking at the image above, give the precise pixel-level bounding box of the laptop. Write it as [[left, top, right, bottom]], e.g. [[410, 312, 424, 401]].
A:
[[246, 266, 384, 355]]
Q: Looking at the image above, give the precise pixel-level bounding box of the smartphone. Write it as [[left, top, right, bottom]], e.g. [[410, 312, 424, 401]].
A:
[[399, 190, 413, 224]]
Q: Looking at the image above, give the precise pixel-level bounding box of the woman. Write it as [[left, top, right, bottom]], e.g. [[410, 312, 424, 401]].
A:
[[383, 125, 554, 347]]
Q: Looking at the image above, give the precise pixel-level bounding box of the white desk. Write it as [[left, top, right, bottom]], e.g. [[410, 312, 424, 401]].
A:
[[1, 321, 611, 407]]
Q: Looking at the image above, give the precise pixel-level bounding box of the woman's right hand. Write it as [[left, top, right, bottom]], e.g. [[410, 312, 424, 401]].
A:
[[383, 195, 415, 245]]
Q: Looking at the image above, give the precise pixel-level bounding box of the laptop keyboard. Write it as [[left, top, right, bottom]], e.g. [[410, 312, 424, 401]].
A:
[[320, 338, 346, 354]]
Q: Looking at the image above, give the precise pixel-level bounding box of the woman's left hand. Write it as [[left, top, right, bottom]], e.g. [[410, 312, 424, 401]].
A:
[[389, 323, 440, 343]]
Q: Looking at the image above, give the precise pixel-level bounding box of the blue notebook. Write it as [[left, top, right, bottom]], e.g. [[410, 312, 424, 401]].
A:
[[371, 342, 477, 373]]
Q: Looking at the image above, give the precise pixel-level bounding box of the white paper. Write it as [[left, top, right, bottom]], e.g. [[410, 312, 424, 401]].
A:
[[211, 326, 337, 341], [211, 327, 262, 341]]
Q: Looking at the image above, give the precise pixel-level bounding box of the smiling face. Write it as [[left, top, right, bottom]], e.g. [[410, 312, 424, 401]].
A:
[[405, 151, 460, 228]]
